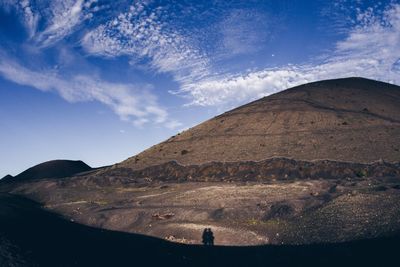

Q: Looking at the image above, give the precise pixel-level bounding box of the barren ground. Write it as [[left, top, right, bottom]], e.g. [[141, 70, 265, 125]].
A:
[[8, 176, 400, 246]]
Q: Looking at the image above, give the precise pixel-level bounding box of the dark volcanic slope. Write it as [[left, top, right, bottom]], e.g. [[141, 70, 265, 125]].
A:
[[4, 160, 92, 182], [1, 175, 13, 181], [115, 78, 400, 172], [96, 159, 400, 184], [1, 193, 399, 267]]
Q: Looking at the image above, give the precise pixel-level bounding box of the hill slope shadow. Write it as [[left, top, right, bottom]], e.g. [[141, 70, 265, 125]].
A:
[[1, 160, 92, 183], [0, 193, 399, 267]]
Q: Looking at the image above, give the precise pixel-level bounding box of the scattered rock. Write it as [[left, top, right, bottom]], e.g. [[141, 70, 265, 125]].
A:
[[264, 202, 294, 220], [152, 212, 175, 220]]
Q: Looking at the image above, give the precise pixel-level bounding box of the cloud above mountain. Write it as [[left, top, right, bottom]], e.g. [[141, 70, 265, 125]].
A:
[[80, 1, 400, 107], [0, 0, 399, 124], [177, 3, 400, 107]]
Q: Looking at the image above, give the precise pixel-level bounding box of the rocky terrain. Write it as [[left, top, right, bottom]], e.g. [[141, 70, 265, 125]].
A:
[[1, 77, 400, 248], [69, 158, 400, 186], [9, 176, 400, 246]]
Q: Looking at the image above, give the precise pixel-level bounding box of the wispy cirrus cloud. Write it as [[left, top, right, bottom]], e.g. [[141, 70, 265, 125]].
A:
[[81, 1, 210, 85], [35, 0, 87, 47], [2, 0, 103, 47], [0, 54, 180, 128], [218, 8, 270, 56]]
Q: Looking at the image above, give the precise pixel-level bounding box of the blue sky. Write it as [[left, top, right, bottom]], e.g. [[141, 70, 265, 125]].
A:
[[0, 0, 399, 177]]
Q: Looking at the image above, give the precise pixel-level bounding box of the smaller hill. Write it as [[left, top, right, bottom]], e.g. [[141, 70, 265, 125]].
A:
[[5, 160, 92, 182], [1, 175, 13, 182]]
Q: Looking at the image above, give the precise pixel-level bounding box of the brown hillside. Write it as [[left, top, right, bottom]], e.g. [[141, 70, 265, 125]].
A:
[[116, 77, 400, 171]]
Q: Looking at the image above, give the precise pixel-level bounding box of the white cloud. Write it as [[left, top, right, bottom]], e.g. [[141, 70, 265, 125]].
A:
[[20, 0, 39, 38], [34, 0, 94, 47], [81, 1, 210, 85], [0, 55, 176, 127], [1, 0, 102, 47], [164, 120, 183, 130], [1, 0, 39, 38], [177, 3, 400, 107]]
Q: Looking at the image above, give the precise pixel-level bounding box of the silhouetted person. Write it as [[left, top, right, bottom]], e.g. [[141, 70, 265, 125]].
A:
[[202, 228, 208, 245], [202, 228, 215, 246], [208, 228, 214, 246]]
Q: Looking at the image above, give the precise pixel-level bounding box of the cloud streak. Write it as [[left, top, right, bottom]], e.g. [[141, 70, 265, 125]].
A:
[[35, 0, 86, 47], [34, 0, 105, 47], [20, 0, 39, 38], [0, 55, 179, 128], [2, 0, 103, 47]]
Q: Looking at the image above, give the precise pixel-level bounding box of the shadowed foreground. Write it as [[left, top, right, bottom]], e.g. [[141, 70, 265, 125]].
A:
[[0, 193, 399, 267]]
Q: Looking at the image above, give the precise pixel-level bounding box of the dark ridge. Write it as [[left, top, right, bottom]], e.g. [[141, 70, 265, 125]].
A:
[[6, 160, 92, 182], [0, 193, 399, 267], [81, 158, 400, 186]]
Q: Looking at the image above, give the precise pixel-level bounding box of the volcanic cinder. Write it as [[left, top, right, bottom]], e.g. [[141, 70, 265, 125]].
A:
[[3, 77, 400, 246]]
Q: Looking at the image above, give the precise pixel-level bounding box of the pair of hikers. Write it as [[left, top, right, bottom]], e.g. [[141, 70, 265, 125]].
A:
[[202, 228, 214, 246]]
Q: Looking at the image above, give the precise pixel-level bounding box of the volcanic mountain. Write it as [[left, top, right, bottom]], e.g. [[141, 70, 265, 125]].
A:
[[115, 77, 400, 172], [2, 160, 92, 182], [83, 77, 400, 184], [3, 77, 400, 247]]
